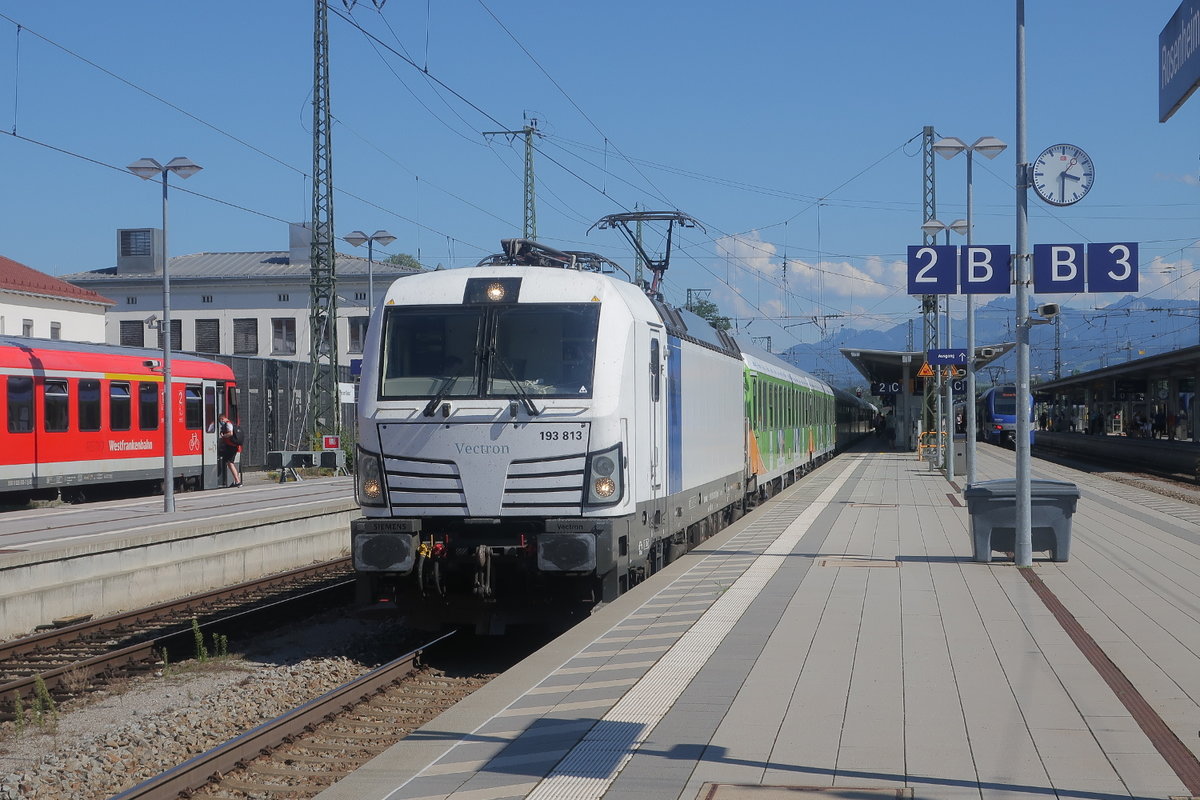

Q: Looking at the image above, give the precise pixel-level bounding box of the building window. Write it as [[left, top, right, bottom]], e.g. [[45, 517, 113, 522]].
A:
[[22, 319, 32, 337], [355, 291, 367, 301], [109, 382, 132, 431], [348, 316, 369, 354], [278, 293, 289, 303], [120, 229, 152, 257], [119, 320, 145, 348], [127, 296, 138, 305], [233, 319, 258, 355], [195, 319, 220, 354], [44, 380, 69, 432], [201, 295, 213, 304], [49, 322, 61, 340], [272, 318, 297, 355], [156, 319, 182, 352]]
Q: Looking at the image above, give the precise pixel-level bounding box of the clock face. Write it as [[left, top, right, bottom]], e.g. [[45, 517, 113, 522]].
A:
[[1032, 144, 1094, 206]]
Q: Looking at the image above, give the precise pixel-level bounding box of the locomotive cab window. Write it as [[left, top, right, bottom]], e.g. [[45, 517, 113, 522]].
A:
[[380, 307, 482, 399], [44, 380, 69, 432], [378, 303, 600, 400], [492, 305, 599, 398]]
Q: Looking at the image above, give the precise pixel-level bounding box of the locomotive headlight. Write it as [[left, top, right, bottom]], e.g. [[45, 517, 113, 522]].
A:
[[356, 446, 387, 507], [486, 282, 507, 302], [585, 444, 623, 506]]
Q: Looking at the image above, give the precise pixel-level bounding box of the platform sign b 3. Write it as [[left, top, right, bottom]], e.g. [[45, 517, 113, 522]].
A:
[[1032, 242, 1137, 294]]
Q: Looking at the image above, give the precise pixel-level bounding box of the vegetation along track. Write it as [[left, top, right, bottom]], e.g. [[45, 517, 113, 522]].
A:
[[0, 558, 354, 717]]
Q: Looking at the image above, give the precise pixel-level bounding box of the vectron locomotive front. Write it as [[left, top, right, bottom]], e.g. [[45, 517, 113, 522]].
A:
[[351, 254, 746, 631]]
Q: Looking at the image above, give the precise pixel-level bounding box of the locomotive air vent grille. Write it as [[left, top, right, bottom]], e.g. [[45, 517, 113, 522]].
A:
[[383, 455, 467, 511], [503, 452, 587, 512]]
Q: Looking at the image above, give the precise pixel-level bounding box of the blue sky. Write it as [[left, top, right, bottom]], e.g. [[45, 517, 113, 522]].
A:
[[0, 2, 1197, 354]]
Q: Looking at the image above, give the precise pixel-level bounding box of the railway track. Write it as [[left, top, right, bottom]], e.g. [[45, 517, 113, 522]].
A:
[[106, 629, 540, 800], [0, 558, 354, 717]]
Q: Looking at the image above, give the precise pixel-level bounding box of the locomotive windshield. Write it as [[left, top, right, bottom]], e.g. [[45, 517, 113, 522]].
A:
[[994, 391, 1017, 414], [379, 303, 600, 400]]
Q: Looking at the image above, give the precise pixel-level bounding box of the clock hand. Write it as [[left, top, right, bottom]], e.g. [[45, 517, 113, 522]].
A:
[[1062, 172, 1081, 182]]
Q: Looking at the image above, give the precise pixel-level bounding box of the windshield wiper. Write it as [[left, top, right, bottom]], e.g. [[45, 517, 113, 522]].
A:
[[493, 356, 541, 416], [422, 375, 459, 417]]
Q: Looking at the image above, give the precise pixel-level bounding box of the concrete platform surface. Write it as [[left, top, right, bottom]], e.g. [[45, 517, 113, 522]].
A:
[[316, 443, 1200, 800]]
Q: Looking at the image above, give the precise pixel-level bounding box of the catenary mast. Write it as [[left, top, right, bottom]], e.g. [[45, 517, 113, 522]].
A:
[[306, 0, 338, 443]]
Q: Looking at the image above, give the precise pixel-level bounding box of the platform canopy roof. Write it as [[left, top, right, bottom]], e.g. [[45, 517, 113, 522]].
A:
[[840, 342, 1015, 387]]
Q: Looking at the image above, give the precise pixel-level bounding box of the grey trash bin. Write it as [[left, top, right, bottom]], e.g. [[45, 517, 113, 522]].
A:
[[963, 479, 1080, 562]]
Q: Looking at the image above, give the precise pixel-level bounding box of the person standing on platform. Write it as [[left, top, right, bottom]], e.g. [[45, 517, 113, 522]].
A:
[[217, 412, 243, 488]]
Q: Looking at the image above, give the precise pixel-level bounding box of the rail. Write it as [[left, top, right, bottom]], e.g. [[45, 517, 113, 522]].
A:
[[0, 558, 352, 712], [108, 631, 456, 800]]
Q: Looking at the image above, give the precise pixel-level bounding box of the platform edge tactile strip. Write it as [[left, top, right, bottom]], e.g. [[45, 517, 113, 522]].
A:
[[521, 463, 860, 800]]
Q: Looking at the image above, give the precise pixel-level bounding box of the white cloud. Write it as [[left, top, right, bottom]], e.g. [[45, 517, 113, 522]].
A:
[[706, 231, 907, 330]]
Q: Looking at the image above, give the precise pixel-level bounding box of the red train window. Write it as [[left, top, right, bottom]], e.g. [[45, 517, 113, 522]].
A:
[[79, 380, 101, 432], [7, 376, 33, 433], [44, 381, 69, 432], [110, 383, 132, 431], [138, 383, 159, 431], [185, 386, 203, 430]]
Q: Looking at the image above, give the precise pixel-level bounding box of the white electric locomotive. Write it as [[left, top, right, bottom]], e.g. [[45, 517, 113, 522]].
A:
[[351, 239, 850, 632]]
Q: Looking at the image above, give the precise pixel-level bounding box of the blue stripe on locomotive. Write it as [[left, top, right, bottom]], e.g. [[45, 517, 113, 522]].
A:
[[668, 335, 683, 495]]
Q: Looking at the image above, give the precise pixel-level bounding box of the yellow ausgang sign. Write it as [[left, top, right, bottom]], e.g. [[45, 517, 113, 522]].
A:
[[916, 363, 934, 378]]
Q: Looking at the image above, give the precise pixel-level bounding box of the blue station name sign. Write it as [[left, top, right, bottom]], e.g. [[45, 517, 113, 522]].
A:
[[907, 243, 1138, 296]]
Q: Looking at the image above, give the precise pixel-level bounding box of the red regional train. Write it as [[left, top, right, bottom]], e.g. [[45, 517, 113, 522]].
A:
[[0, 337, 239, 504]]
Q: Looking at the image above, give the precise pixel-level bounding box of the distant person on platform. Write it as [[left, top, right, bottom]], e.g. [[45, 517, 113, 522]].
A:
[[218, 413, 243, 488]]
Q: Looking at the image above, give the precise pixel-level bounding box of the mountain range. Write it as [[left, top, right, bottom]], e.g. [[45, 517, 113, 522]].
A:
[[779, 295, 1198, 391]]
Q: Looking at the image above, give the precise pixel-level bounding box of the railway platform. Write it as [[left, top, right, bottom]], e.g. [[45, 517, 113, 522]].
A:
[[0, 474, 356, 640], [317, 441, 1200, 800]]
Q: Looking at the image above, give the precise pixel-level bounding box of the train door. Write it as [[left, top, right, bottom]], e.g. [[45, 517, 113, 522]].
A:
[[202, 381, 220, 488], [647, 327, 667, 535]]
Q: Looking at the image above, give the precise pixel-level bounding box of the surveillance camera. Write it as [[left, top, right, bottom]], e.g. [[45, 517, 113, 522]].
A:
[[142, 359, 161, 369], [1036, 303, 1060, 319], [976, 347, 997, 360], [144, 314, 159, 328]]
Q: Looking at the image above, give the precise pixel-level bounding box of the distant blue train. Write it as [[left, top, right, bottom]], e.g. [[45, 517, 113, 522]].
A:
[[976, 385, 1034, 447]]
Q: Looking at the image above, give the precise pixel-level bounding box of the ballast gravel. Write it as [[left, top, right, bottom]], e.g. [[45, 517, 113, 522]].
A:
[[0, 619, 402, 800]]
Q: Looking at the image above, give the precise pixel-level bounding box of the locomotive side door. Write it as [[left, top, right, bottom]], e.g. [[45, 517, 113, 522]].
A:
[[647, 326, 666, 530], [202, 380, 220, 488]]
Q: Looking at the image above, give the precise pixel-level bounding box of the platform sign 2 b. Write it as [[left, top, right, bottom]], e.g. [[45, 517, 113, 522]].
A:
[[1032, 242, 1138, 294], [907, 245, 1012, 295]]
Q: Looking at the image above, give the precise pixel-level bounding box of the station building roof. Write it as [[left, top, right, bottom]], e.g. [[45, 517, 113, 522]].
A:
[[1035, 343, 1200, 398]]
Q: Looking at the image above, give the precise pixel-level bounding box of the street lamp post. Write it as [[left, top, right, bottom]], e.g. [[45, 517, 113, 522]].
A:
[[932, 135, 1008, 488], [127, 157, 203, 513], [343, 229, 396, 319]]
